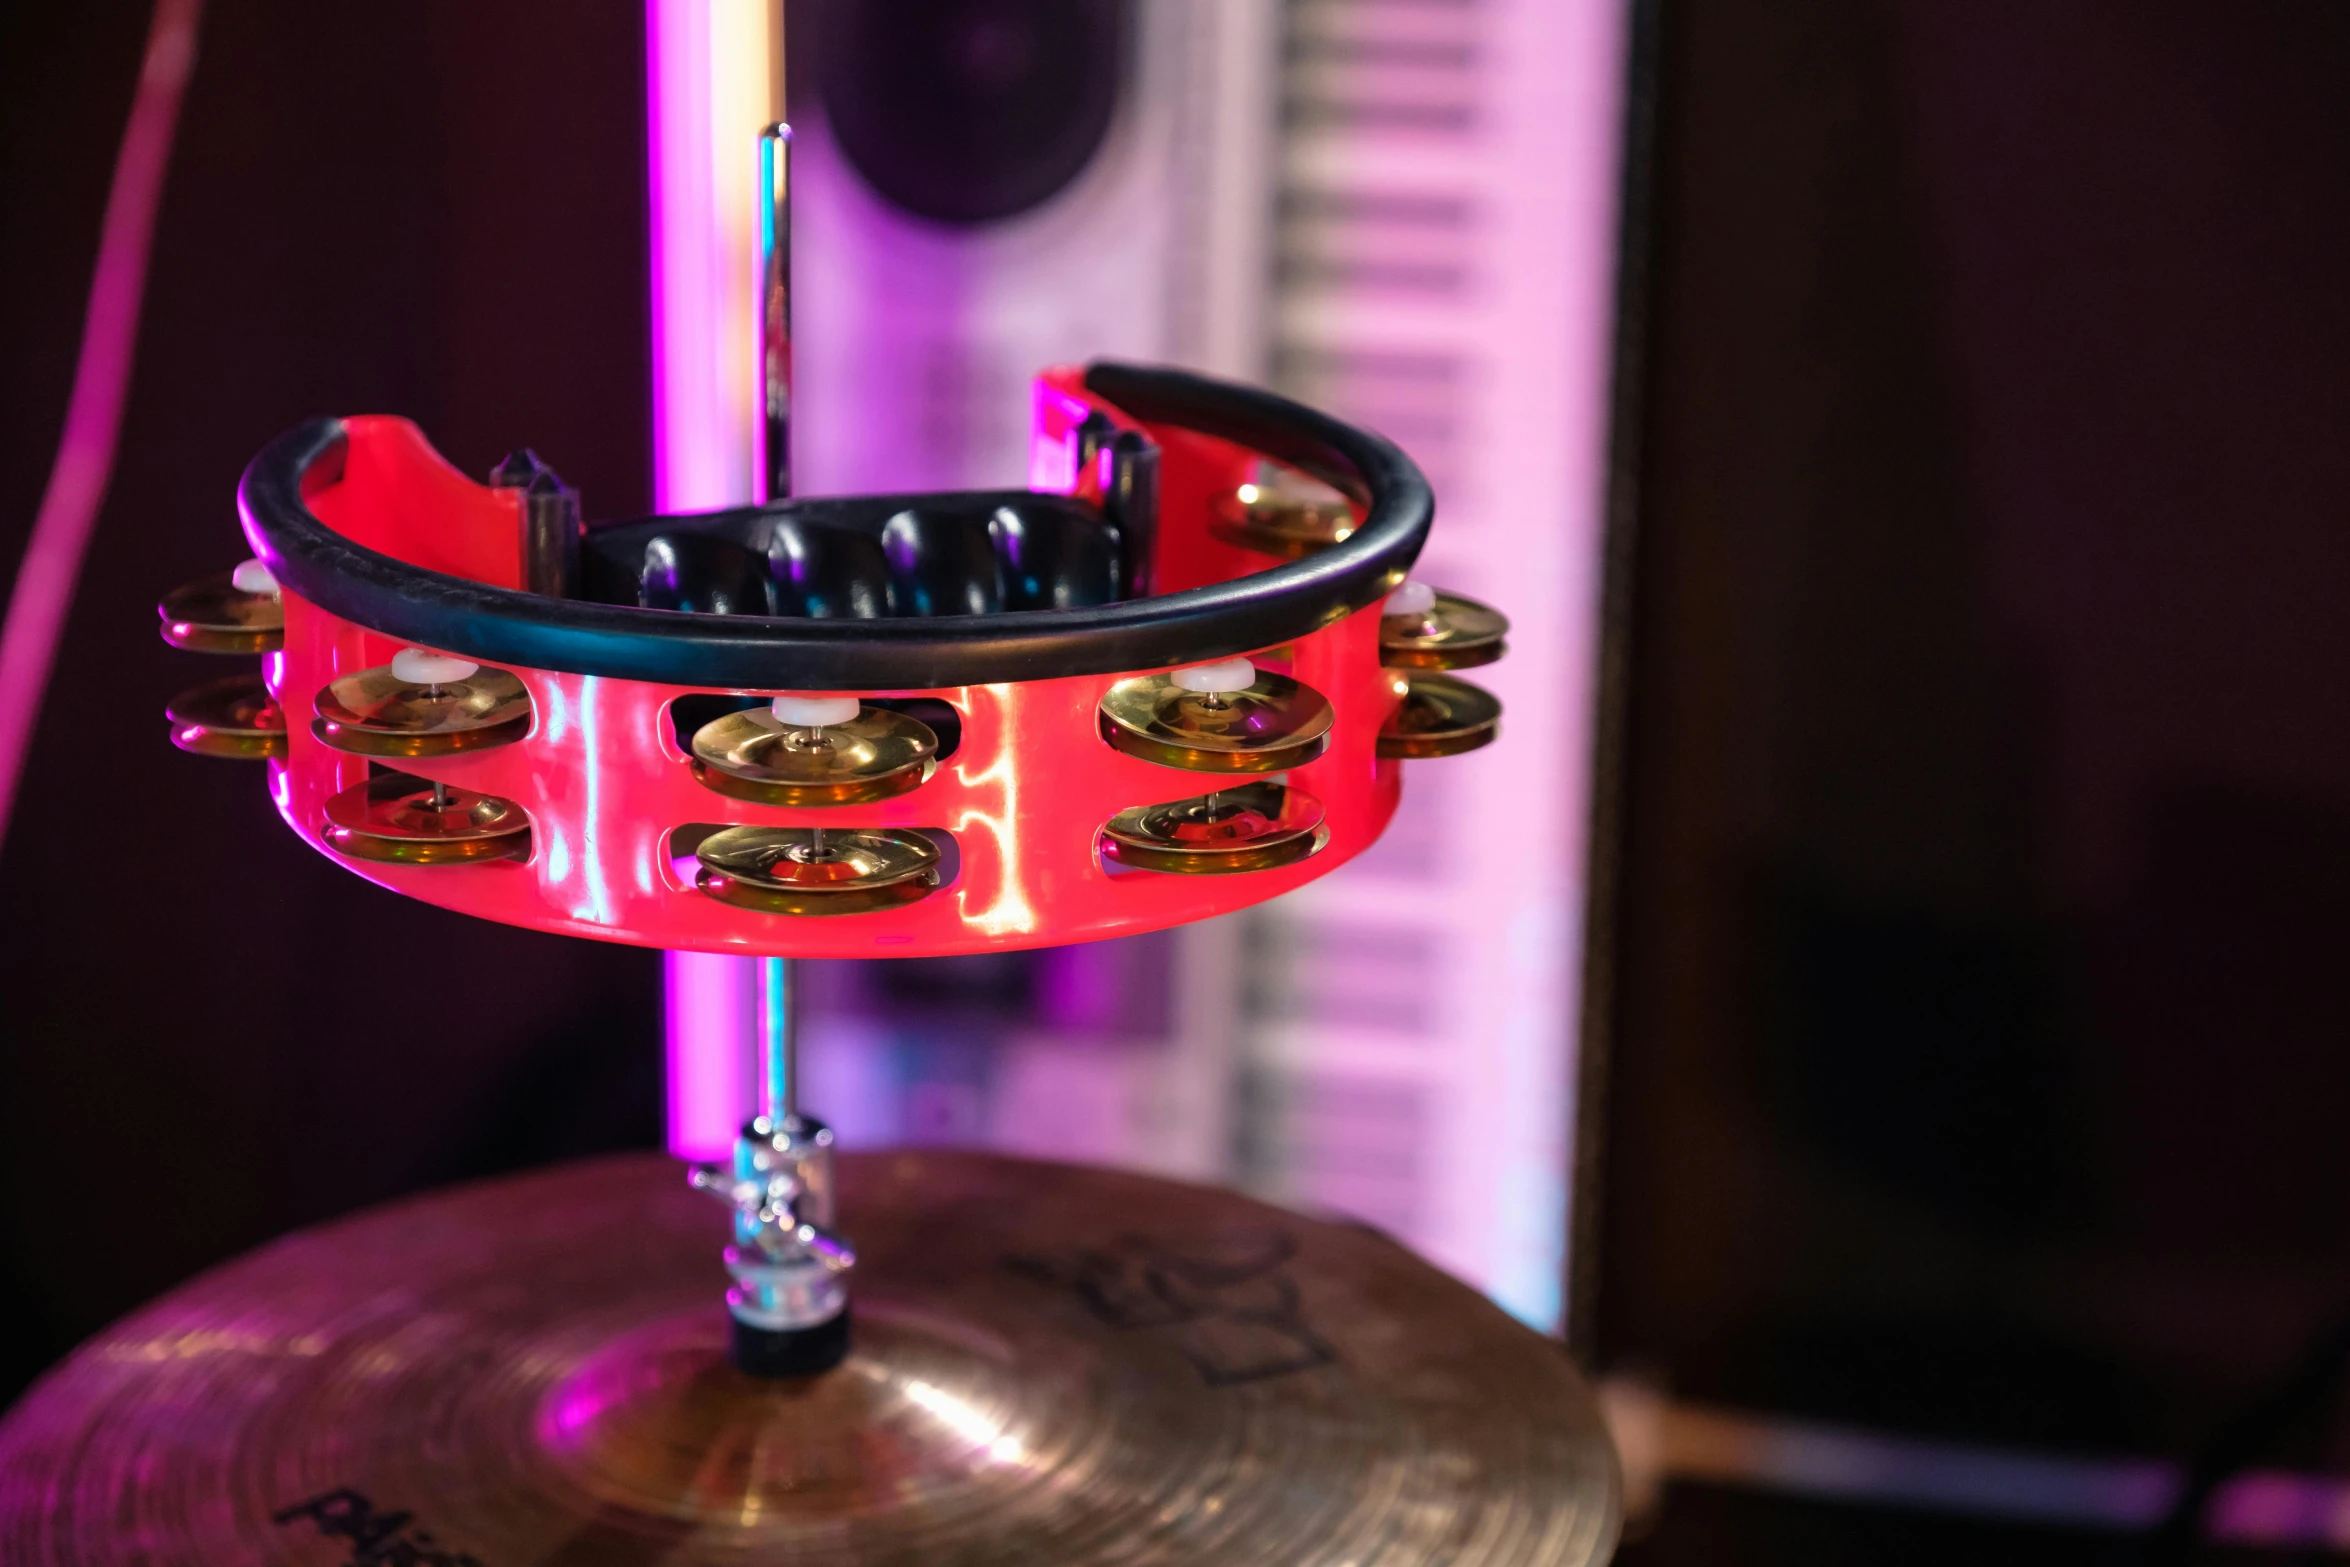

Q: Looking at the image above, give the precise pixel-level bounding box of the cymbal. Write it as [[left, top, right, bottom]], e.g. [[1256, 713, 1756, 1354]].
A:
[[1381, 591, 1509, 671], [1101, 781, 1325, 874], [314, 661, 532, 758], [322, 771, 531, 864], [165, 671, 287, 759], [695, 824, 941, 915], [1098, 671, 1333, 774], [1378, 672, 1502, 760], [0, 1152, 1619, 1567], [690, 706, 937, 808]]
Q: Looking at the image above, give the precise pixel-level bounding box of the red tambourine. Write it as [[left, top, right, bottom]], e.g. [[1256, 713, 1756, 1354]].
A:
[[161, 362, 1505, 959]]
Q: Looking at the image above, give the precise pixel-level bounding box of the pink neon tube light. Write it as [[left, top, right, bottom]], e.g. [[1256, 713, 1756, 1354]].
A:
[[0, 0, 204, 851], [647, 0, 774, 1159]]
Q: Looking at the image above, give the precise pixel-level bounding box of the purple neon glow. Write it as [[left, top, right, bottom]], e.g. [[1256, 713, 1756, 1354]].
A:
[[0, 0, 204, 850], [647, 0, 774, 1158], [646, 0, 762, 512]]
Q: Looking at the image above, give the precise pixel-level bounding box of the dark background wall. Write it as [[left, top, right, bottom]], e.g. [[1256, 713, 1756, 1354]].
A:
[[9, 0, 2350, 1557], [1591, 0, 2350, 1559], [0, 2, 660, 1405]]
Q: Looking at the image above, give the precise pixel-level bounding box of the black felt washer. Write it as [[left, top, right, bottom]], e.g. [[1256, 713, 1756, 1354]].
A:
[[731, 1307, 852, 1378]]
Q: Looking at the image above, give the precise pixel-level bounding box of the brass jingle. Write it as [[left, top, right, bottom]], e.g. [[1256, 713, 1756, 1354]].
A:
[[165, 672, 287, 760], [313, 664, 532, 758], [689, 706, 937, 808], [1207, 473, 1360, 559], [1381, 591, 1510, 671], [1098, 671, 1334, 774], [694, 826, 940, 917], [1101, 780, 1325, 875], [1377, 671, 1502, 760], [320, 772, 530, 865], [157, 568, 284, 653]]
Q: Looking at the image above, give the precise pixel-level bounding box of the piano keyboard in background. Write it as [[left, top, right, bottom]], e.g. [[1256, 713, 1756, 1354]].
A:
[[1243, 0, 1631, 1331]]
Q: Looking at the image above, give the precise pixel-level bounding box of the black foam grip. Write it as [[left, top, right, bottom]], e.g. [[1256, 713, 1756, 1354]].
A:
[[237, 362, 1433, 690], [768, 521, 891, 619], [640, 533, 773, 616], [732, 1307, 852, 1378]]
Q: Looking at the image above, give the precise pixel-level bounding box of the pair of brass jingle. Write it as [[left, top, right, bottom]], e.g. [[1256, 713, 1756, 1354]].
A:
[[1099, 671, 1333, 774], [695, 826, 939, 917], [165, 672, 286, 760], [1208, 469, 1360, 558], [1381, 591, 1510, 671], [157, 568, 284, 653], [321, 771, 530, 865], [1378, 671, 1502, 759], [314, 663, 532, 758], [1101, 780, 1325, 875], [690, 707, 937, 808]]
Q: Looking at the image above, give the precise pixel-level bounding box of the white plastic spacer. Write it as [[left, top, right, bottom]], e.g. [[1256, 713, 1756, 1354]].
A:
[[771, 695, 861, 729], [1171, 658, 1256, 695], [230, 558, 280, 596], [1384, 579, 1438, 617], [390, 647, 481, 687]]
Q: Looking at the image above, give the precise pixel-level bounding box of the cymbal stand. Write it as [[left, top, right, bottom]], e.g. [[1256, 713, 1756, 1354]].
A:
[[690, 953, 854, 1374]]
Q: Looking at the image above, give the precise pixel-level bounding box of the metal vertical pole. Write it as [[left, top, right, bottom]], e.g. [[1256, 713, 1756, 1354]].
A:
[[756, 124, 792, 506], [759, 952, 798, 1129], [753, 117, 798, 1134]]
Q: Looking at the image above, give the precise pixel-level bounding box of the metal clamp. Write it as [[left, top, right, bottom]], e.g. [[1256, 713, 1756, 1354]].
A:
[[691, 1111, 854, 1333]]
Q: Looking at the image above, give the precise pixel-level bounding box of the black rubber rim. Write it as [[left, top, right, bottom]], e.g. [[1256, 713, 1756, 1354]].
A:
[[236, 362, 1433, 690]]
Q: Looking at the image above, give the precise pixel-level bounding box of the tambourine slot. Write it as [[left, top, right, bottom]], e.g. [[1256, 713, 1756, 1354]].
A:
[[1097, 666, 1335, 775], [1099, 781, 1325, 875], [688, 703, 939, 808], [911, 826, 961, 887], [668, 823, 963, 895], [691, 825, 944, 917], [668, 693, 963, 764]]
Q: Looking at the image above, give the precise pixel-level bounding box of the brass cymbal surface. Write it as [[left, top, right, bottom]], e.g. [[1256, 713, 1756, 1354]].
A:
[[1378, 671, 1503, 760], [314, 664, 533, 757], [695, 825, 941, 916], [0, 1152, 1620, 1567], [1102, 781, 1325, 874], [1381, 591, 1509, 671], [165, 671, 287, 760], [1208, 473, 1359, 558], [690, 706, 937, 808], [321, 771, 531, 864], [1099, 671, 1333, 774], [157, 568, 284, 653]]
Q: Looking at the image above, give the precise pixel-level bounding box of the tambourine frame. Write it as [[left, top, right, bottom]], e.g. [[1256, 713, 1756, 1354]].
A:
[[238, 363, 1434, 959]]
